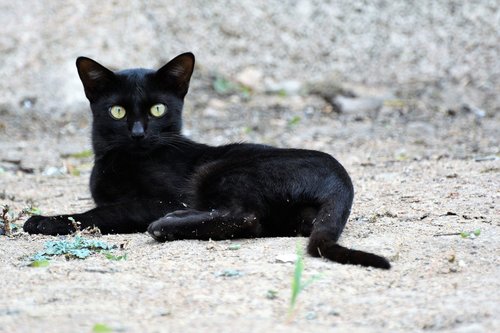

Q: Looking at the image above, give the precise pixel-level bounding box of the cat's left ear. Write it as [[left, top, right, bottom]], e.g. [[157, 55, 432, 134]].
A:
[[156, 52, 195, 98], [76, 57, 116, 102]]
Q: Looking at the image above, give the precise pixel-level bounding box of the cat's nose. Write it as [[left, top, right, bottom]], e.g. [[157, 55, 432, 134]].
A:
[[131, 121, 145, 140]]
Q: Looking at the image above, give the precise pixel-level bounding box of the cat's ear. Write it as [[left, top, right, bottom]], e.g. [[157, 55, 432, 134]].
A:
[[156, 52, 195, 98], [76, 57, 116, 102]]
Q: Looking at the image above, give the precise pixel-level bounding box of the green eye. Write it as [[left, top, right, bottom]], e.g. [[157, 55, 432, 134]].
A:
[[109, 105, 126, 120], [150, 103, 166, 117]]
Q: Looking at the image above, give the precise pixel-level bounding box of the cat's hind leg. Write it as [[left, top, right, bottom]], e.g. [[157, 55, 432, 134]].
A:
[[148, 209, 262, 242]]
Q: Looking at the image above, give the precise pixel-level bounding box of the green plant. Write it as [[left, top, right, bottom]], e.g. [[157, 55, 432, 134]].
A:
[[461, 229, 481, 238], [227, 243, 241, 250], [266, 290, 278, 300], [104, 252, 127, 261], [68, 165, 81, 176], [92, 323, 113, 332], [287, 116, 301, 127], [289, 242, 321, 316], [434, 229, 482, 238], [213, 75, 236, 95], [278, 89, 288, 97], [212, 74, 252, 98], [65, 149, 93, 159], [30, 259, 50, 267], [29, 235, 116, 264], [1, 205, 41, 236]]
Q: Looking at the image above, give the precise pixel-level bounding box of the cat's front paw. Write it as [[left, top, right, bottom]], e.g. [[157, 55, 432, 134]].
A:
[[147, 220, 172, 242], [23, 215, 75, 235]]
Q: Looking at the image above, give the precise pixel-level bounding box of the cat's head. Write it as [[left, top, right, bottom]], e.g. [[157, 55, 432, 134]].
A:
[[76, 52, 195, 154]]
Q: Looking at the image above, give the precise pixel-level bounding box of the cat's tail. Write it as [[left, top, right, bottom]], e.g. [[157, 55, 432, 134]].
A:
[[307, 230, 391, 269], [307, 177, 391, 270]]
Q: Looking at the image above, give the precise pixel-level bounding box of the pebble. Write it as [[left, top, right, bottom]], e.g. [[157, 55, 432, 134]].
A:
[[333, 96, 383, 114], [305, 311, 317, 320], [235, 67, 263, 91], [275, 254, 297, 263], [2, 151, 23, 164], [452, 323, 486, 333], [215, 269, 243, 277], [43, 166, 67, 176], [265, 80, 303, 95]]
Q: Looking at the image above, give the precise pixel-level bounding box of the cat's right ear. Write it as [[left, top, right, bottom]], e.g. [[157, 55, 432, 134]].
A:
[[76, 57, 116, 102]]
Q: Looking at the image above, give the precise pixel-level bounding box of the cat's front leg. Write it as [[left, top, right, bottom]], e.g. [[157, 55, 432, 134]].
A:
[[148, 209, 262, 242], [23, 215, 77, 235], [24, 209, 152, 236], [24, 199, 182, 236]]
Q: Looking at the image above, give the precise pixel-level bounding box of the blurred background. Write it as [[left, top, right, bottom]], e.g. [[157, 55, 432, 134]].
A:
[[0, 0, 498, 173]]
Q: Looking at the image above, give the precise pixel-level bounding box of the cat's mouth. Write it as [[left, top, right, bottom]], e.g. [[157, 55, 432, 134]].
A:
[[128, 137, 154, 151]]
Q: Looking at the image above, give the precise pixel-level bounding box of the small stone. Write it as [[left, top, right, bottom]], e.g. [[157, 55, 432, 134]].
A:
[[43, 166, 66, 176], [215, 269, 243, 277], [275, 254, 297, 263], [228, 244, 241, 250], [265, 80, 303, 95], [202, 107, 224, 118], [156, 310, 171, 317], [328, 310, 340, 316], [266, 290, 278, 300], [208, 98, 227, 109], [306, 78, 350, 100], [463, 104, 486, 118], [452, 323, 486, 333], [2, 151, 23, 164], [333, 96, 383, 114], [305, 311, 317, 320], [375, 172, 398, 181], [407, 122, 436, 138], [236, 67, 263, 91]]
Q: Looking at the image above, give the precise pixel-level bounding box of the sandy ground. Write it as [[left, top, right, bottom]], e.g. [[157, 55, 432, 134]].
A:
[[1, 98, 499, 332], [1, 1, 499, 332]]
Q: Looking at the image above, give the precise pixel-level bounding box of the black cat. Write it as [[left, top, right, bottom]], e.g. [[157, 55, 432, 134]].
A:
[[24, 52, 390, 269]]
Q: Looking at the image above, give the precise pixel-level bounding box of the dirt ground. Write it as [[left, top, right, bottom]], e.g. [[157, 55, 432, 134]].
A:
[[1, 93, 499, 332], [1, 1, 499, 332]]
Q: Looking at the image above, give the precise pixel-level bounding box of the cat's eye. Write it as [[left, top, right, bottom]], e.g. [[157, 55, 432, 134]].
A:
[[150, 103, 166, 118], [109, 105, 126, 120]]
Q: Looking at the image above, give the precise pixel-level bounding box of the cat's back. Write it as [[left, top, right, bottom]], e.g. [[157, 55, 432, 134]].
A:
[[190, 143, 352, 204]]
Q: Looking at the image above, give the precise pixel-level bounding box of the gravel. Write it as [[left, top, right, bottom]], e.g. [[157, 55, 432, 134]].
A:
[[0, 0, 498, 118]]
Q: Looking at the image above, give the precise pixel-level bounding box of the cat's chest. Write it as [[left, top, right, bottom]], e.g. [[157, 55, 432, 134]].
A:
[[91, 152, 191, 204]]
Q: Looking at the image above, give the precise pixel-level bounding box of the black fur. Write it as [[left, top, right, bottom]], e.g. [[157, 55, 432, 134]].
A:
[[24, 53, 390, 269]]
